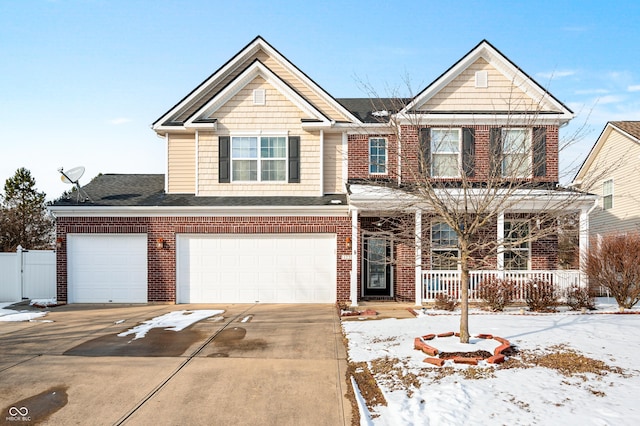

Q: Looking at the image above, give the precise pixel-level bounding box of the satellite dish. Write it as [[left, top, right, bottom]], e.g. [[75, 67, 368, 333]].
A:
[[59, 166, 85, 184], [58, 166, 91, 202]]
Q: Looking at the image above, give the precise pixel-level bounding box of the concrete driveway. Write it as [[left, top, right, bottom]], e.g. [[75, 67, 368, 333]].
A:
[[0, 303, 352, 425]]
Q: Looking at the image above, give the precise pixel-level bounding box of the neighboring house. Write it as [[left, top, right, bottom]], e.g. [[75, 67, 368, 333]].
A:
[[573, 121, 640, 236], [49, 37, 596, 306]]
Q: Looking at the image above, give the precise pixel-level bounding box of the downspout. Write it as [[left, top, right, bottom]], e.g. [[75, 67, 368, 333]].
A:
[[397, 124, 402, 185], [350, 208, 359, 307], [414, 209, 422, 306], [164, 133, 169, 193], [319, 130, 324, 196]]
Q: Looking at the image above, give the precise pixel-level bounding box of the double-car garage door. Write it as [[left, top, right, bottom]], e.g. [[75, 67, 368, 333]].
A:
[[66, 233, 336, 304], [176, 234, 336, 303]]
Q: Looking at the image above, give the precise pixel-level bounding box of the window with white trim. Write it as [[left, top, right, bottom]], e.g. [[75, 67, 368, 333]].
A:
[[369, 137, 387, 174], [431, 129, 461, 177], [504, 220, 530, 270], [231, 136, 286, 182], [602, 179, 613, 210], [502, 128, 531, 177], [431, 222, 459, 270]]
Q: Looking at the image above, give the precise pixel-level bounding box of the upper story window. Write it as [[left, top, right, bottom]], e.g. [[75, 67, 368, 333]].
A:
[[369, 137, 387, 174], [602, 179, 613, 210], [501, 128, 531, 177], [431, 221, 459, 270], [431, 129, 461, 177], [504, 220, 530, 270], [231, 136, 286, 182]]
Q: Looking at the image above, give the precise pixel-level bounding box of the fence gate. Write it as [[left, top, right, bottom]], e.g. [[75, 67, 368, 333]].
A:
[[0, 246, 56, 302]]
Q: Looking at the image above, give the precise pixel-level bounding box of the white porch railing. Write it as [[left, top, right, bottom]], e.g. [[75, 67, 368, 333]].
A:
[[422, 269, 584, 303]]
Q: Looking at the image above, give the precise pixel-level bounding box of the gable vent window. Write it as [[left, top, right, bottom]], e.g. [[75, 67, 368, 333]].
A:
[[253, 89, 266, 105], [475, 71, 488, 88]]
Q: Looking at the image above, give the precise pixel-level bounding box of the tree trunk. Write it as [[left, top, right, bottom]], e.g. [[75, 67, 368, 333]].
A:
[[459, 243, 470, 343]]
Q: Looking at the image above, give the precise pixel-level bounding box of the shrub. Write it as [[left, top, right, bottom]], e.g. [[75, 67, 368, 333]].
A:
[[477, 277, 516, 311], [565, 286, 596, 311], [434, 293, 458, 311], [585, 232, 640, 309], [524, 279, 558, 312]]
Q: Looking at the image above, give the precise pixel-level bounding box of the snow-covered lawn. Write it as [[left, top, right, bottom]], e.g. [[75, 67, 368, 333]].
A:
[[343, 298, 640, 425]]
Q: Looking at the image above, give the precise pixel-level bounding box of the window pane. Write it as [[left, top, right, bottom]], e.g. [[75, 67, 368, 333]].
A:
[[232, 137, 257, 158], [432, 154, 459, 177], [432, 222, 457, 248], [369, 138, 387, 174], [504, 250, 528, 270], [432, 250, 458, 270], [501, 129, 530, 177], [502, 129, 529, 153], [232, 160, 257, 181], [431, 129, 460, 153], [503, 154, 530, 177], [260, 137, 286, 158], [261, 159, 286, 181]]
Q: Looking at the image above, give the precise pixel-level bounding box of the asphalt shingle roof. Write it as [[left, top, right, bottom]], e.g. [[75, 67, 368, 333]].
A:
[[611, 121, 640, 141], [51, 174, 347, 207]]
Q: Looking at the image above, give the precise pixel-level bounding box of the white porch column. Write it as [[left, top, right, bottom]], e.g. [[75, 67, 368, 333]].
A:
[[414, 209, 422, 306], [497, 211, 505, 276], [579, 207, 590, 287], [350, 208, 359, 307]]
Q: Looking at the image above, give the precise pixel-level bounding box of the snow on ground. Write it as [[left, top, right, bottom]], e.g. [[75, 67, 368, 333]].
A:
[[117, 310, 224, 340], [0, 301, 49, 322], [343, 298, 640, 426]]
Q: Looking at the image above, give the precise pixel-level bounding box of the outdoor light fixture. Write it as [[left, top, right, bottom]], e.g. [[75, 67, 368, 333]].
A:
[[156, 238, 164, 249], [56, 237, 63, 249], [345, 236, 352, 250]]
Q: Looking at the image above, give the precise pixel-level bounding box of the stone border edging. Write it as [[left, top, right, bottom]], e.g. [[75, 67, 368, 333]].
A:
[[414, 332, 510, 367]]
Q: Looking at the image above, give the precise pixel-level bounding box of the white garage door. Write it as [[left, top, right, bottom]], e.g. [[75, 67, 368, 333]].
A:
[[67, 234, 148, 303], [177, 234, 336, 303]]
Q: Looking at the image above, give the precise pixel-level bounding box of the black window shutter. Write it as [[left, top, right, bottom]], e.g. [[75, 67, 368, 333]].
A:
[[219, 136, 230, 183], [462, 128, 475, 177], [489, 128, 502, 178], [288, 136, 300, 183], [533, 127, 547, 177], [419, 128, 431, 175]]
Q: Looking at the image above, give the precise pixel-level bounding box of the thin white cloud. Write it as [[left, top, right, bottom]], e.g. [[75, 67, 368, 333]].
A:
[[575, 89, 609, 95], [628, 85, 640, 92], [597, 95, 625, 105], [109, 117, 132, 125], [536, 70, 576, 80]]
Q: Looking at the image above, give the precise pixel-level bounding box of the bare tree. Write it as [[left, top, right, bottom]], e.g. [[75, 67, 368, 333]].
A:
[[585, 232, 640, 309], [349, 82, 599, 342]]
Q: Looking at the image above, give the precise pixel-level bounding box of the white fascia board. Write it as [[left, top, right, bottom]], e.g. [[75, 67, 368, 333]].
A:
[[186, 61, 329, 125], [395, 112, 572, 127], [48, 205, 349, 218]]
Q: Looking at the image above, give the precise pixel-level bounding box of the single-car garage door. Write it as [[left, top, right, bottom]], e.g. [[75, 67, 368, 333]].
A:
[[67, 234, 148, 303], [177, 234, 336, 303]]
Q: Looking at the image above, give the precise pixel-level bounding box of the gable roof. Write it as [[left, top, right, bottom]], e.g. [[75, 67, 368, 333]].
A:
[[574, 121, 640, 184], [401, 40, 574, 124], [152, 36, 360, 131]]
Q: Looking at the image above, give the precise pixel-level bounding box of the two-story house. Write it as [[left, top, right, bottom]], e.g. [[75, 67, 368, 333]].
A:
[[573, 121, 640, 236], [49, 37, 596, 306]]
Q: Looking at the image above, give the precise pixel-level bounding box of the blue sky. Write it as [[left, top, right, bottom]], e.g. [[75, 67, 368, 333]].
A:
[[1, 0, 639, 199]]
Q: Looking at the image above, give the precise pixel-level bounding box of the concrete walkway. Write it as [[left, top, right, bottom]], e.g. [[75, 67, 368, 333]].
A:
[[0, 303, 351, 425]]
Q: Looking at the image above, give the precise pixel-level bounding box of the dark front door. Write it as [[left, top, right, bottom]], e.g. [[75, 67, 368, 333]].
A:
[[363, 236, 392, 297]]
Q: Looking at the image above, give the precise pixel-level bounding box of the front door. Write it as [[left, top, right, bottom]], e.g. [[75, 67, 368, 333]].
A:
[[363, 236, 392, 297]]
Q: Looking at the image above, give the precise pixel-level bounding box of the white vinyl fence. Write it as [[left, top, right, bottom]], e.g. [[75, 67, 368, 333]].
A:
[[0, 247, 56, 302], [422, 269, 584, 303]]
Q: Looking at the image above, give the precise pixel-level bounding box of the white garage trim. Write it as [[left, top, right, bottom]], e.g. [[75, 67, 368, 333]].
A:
[[67, 234, 148, 303], [176, 234, 336, 303]]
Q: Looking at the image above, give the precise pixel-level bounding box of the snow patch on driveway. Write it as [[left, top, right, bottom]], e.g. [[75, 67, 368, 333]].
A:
[[117, 310, 224, 340]]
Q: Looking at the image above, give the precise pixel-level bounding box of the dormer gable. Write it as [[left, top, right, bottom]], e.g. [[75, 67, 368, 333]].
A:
[[400, 40, 574, 126], [152, 36, 359, 132]]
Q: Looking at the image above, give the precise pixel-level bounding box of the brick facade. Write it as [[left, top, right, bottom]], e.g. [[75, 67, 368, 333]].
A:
[[56, 215, 352, 303]]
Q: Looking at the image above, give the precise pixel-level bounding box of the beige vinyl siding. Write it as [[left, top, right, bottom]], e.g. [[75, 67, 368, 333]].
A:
[[167, 134, 196, 193], [174, 49, 351, 123], [417, 58, 540, 112], [584, 129, 640, 235], [323, 133, 344, 194], [196, 78, 321, 196]]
